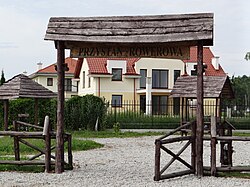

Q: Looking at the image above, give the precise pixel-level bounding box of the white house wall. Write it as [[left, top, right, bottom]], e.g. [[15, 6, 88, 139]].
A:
[[135, 58, 184, 89]]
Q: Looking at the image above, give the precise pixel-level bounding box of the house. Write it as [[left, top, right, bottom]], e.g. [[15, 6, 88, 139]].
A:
[[29, 57, 78, 99], [75, 47, 226, 115]]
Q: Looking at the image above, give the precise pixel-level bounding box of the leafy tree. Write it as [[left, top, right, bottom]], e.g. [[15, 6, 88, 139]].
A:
[[245, 52, 250, 61], [0, 70, 5, 85], [230, 75, 250, 106]]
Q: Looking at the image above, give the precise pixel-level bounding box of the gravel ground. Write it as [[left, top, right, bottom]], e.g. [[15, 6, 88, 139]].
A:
[[0, 136, 250, 187]]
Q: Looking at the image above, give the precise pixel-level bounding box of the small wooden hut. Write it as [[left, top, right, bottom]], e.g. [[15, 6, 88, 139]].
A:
[[0, 74, 57, 130], [171, 75, 234, 125]]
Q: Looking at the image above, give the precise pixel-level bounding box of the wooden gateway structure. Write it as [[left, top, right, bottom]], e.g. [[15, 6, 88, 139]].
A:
[[44, 13, 213, 175]]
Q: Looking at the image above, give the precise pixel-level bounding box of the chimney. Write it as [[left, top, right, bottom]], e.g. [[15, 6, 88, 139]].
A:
[[37, 62, 43, 71], [212, 57, 219, 70]]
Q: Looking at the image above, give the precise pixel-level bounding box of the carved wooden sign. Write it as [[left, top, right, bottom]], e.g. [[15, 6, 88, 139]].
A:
[[70, 45, 190, 59]]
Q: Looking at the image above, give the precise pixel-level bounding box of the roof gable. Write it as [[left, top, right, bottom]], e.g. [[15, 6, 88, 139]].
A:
[[85, 58, 140, 75], [184, 47, 226, 76], [171, 76, 234, 98]]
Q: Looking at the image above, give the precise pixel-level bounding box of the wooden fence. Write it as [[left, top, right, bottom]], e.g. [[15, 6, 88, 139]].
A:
[[0, 116, 73, 172]]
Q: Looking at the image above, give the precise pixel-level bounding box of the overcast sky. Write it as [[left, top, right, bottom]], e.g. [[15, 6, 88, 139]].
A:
[[0, 0, 249, 79]]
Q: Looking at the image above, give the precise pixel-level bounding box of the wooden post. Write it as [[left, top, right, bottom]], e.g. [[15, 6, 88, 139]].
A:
[[55, 41, 65, 173], [13, 121, 20, 161], [34, 98, 39, 126], [196, 41, 204, 177], [181, 97, 184, 125], [67, 134, 73, 170], [43, 116, 51, 172], [154, 140, 161, 181], [191, 121, 196, 172], [211, 115, 217, 176], [3, 100, 9, 131]]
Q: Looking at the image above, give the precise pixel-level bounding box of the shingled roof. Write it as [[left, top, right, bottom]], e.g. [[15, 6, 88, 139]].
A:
[[0, 74, 57, 100], [44, 13, 213, 47], [171, 76, 234, 98]]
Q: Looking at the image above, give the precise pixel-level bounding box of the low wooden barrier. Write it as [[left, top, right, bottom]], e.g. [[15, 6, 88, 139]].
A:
[[0, 116, 73, 172], [155, 116, 250, 181], [154, 121, 196, 181]]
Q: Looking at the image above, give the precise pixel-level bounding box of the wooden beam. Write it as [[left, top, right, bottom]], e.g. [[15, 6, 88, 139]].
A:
[[196, 41, 204, 177], [3, 100, 9, 131], [55, 41, 65, 173], [34, 98, 39, 126]]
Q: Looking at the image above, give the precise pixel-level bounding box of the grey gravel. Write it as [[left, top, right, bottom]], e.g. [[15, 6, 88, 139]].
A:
[[0, 136, 250, 187]]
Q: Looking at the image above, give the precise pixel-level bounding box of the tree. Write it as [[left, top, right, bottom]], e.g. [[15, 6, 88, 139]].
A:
[[245, 52, 250, 61], [0, 70, 5, 85]]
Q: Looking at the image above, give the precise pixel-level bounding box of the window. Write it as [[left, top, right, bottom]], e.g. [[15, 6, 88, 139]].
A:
[[88, 77, 91, 88], [140, 69, 147, 88], [82, 71, 85, 88], [174, 70, 181, 83], [152, 96, 168, 114], [152, 70, 168, 88], [112, 68, 122, 81], [47, 78, 53, 86], [65, 78, 72, 91], [111, 95, 122, 107]]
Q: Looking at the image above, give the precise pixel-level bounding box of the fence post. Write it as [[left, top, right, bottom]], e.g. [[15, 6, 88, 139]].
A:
[[13, 121, 20, 161], [211, 115, 217, 176], [67, 134, 73, 169], [154, 139, 161, 181], [43, 116, 51, 173]]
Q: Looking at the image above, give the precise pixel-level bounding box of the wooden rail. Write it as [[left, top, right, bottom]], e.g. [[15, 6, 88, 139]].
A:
[[0, 117, 73, 172], [154, 121, 195, 181]]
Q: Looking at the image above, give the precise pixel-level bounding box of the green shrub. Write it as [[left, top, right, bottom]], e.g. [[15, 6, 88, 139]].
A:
[[65, 95, 107, 130], [0, 98, 57, 130]]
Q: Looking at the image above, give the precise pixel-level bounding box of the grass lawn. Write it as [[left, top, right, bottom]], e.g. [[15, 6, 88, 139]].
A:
[[71, 130, 165, 138]]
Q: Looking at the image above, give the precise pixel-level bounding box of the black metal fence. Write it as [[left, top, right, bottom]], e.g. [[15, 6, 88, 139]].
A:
[[106, 100, 250, 129]]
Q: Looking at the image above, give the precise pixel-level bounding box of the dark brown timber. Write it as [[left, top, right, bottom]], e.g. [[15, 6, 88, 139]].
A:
[[55, 41, 65, 173], [196, 41, 204, 177], [3, 100, 9, 131]]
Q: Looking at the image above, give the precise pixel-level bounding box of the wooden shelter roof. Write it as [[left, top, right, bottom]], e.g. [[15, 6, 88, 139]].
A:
[[171, 76, 234, 99], [44, 13, 213, 47], [0, 74, 57, 100]]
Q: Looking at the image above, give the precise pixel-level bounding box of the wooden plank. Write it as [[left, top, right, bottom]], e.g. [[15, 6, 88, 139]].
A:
[[70, 45, 190, 59], [49, 13, 213, 22], [47, 21, 212, 33], [216, 136, 250, 141], [160, 140, 191, 174], [0, 160, 48, 165], [16, 121, 44, 130], [160, 169, 194, 180], [45, 31, 213, 44], [161, 136, 192, 144], [160, 145, 192, 169]]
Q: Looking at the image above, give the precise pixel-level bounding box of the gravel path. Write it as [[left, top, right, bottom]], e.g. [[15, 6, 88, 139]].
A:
[[0, 136, 250, 187]]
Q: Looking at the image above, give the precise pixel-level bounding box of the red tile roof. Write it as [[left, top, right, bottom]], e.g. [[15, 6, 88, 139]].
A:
[[37, 57, 77, 74], [86, 58, 140, 75], [74, 47, 226, 78], [184, 47, 226, 76]]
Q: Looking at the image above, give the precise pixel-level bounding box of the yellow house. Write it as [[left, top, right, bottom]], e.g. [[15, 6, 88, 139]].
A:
[[30, 57, 78, 99], [75, 57, 184, 115], [74, 47, 227, 115]]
